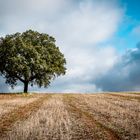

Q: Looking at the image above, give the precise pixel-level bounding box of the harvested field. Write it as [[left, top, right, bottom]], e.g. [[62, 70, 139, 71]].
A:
[[0, 93, 139, 140], [0, 99, 38, 117]]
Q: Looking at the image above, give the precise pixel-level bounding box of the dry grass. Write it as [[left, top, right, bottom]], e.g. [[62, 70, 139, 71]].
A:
[[0, 97, 40, 117], [4, 95, 72, 140], [0, 93, 139, 140], [0, 94, 50, 138], [107, 93, 140, 101], [69, 94, 140, 140], [63, 95, 120, 140]]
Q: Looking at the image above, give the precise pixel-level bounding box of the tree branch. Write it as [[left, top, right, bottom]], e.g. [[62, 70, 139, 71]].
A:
[[29, 74, 37, 81], [4, 68, 25, 83], [15, 75, 25, 83]]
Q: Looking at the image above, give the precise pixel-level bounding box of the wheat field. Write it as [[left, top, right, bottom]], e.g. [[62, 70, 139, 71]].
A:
[[0, 93, 139, 140]]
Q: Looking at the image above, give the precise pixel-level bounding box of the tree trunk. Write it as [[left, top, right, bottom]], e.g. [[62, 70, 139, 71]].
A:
[[24, 82, 28, 93]]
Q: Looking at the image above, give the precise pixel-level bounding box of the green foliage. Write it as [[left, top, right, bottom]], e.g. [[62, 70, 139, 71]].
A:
[[0, 30, 66, 92]]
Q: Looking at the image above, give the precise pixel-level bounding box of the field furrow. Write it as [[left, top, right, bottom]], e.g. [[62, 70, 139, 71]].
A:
[[68, 94, 140, 140], [0, 94, 50, 138], [107, 94, 140, 101], [2, 95, 71, 140], [0, 96, 40, 117], [64, 95, 121, 140], [95, 94, 140, 112], [0, 93, 139, 140]]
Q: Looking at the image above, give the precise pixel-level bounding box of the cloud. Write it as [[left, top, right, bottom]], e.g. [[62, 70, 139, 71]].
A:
[[0, 0, 70, 35], [0, 0, 123, 92], [26, 45, 118, 93], [95, 43, 140, 91], [51, 0, 122, 45]]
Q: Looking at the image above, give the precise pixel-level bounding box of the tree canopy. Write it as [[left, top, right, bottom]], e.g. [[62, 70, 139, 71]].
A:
[[0, 30, 66, 93]]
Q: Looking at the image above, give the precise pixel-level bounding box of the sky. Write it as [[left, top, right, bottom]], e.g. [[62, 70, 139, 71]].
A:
[[0, 0, 140, 93]]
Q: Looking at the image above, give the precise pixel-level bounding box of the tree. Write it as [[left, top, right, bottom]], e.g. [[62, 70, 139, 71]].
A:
[[0, 30, 66, 93]]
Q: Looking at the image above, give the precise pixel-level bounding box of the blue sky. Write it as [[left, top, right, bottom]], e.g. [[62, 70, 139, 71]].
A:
[[0, 0, 140, 92], [122, 0, 140, 19], [116, 0, 140, 51]]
